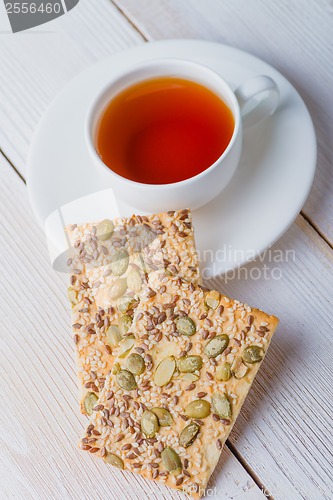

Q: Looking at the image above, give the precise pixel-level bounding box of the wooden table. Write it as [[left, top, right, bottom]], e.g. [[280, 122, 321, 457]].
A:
[[0, 1, 332, 498]]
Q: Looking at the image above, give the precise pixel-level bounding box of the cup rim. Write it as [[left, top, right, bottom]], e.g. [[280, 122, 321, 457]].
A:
[[85, 58, 241, 190]]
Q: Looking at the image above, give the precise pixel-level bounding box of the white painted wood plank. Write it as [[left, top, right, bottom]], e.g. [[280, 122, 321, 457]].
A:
[[0, 0, 144, 175], [0, 155, 264, 499], [207, 216, 333, 499], [115, 0, 333, 246]]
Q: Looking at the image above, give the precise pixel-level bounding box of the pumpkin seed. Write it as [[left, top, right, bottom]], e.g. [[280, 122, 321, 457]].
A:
[[151, 407, 174, 427], [118, 336, 135, 358], [216, 362, 231, 381], [231, 356, 249, 378], [231, 356, 242, 372], [204, 334, 229, 358], [177, 355, 203, 373], [127, 268, 142, 292], [111, 249, 129, 276], [112, 362, 121, 375], [117, 296, 136, 313], [141, 410, 159, 438], [84, 392, 98, 416], [118, 314, 132, 336], [205, 290, 221, 310], [184, 399, 211, 419], [242, 346, 263, 364], [176, 316, 196, 336], [161, 447, 182, 473], [126, 353, 145, 375], [67, 287, 78, 306], [154, 356, 176, 386], [234, 363, 249, 379], [211, 393, 232, 419], [109, 278, 127, 300], [116, 369, 137, 391], [179, 373, 199, 382], [106, 325, 122, 348], [105, 453, 124, 469], [97, 219, 114, 241], [179, 422, 200, 448]]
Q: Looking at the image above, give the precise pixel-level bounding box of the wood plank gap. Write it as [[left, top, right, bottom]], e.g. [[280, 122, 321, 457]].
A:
[[111, 0, 148, 41], [300, 210, 333, 251], [226, 439, 274, 500], [0, 149, 26, 184]]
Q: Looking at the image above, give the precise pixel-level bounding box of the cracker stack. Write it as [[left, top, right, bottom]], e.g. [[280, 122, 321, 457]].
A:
[[66, 209, 278, 498]]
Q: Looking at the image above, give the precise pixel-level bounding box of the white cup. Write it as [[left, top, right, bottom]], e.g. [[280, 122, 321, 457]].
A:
[[85, 59, 279, 212]]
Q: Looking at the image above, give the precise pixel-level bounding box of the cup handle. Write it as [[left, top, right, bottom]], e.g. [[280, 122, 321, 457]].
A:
[[234, 75, 279, 128]]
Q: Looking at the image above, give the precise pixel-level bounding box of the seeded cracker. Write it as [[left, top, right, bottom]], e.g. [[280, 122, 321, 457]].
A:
[[80, 271, 279, 498], [66, 210, 200, 414]]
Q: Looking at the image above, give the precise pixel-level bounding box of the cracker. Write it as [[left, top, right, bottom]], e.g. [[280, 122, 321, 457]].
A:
[[80, 271, 279, 497], [66, 210, 199, 414]]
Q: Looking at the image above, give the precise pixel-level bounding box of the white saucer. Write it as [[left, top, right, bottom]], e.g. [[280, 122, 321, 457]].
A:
[[27, 40, 316, 278]]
